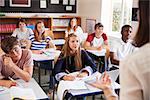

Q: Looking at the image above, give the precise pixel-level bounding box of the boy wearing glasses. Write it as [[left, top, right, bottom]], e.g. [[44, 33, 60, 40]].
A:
[[0, 36, 33, 88]]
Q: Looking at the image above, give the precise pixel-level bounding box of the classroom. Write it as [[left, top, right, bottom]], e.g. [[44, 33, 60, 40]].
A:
[[0, 0, 149, 100]]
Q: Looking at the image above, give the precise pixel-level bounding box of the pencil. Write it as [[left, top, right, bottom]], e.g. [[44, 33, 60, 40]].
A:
[[8, 77, 22, 87]]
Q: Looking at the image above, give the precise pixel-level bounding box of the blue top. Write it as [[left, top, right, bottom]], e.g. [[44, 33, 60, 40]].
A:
[[54, 50, 97, 81], [29, 34, 51, 50]]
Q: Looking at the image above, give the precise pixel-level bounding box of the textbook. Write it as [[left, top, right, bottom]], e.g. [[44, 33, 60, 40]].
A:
[[10, 86, 36, 100]]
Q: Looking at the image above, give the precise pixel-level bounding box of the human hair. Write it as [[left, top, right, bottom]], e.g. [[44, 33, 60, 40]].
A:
[[1, 36, 19, 54], [121, 25, 132, 35], [133, 0, 149, 47], [67, 18, 78, 32], [16, 18, 27, 28], [34, 20, 46, 42], [94, 23, 104, 30], [61, 33, 82, 69]]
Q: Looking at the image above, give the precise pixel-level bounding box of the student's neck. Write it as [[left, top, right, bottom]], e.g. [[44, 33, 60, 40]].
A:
[[20, 28, 26, 32], [95, 33, 102, 38]]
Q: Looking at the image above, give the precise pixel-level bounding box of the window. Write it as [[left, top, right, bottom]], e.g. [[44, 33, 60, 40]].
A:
[[112, 0, 133, 32], [101, 0, 133, 36]]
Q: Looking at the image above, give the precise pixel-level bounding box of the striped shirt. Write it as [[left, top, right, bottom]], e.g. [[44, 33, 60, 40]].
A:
[[29, 34, 51, 50]]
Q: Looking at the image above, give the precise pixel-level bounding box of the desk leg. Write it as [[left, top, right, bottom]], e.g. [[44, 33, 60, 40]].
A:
[[38, 62, 41, 86]]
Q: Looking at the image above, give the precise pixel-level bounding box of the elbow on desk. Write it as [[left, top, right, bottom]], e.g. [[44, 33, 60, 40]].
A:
[[23, 76, 32, 82]]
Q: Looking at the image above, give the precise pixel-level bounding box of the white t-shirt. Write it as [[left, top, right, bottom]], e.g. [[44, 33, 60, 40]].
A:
[[65, 26, 84, 42], [92, 37, 104, 47], [12, 28, 34, 40], [111, 39, 138, 61]]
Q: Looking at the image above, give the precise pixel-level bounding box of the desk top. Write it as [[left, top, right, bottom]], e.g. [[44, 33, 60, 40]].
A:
[[0, 78, 48, 100], [32, 49, 61, 61], [52, 39, 65, 46], [86, 49, 106, 57]]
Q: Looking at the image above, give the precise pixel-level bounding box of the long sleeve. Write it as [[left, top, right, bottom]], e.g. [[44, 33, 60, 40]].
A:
[[81, 50, 97, 73]]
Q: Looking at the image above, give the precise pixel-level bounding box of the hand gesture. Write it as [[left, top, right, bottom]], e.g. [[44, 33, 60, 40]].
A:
[[90, 72, 111, 90]]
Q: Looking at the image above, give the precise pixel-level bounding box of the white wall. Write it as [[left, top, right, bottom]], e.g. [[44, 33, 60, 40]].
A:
[[78, 0, 102, 32]]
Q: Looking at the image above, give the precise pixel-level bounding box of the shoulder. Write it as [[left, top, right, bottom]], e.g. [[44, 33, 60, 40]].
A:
[[86, 33, 95, 42], [102, 33, 108, 40], [120, 43, 150, 73], [22, 49, 32, 57]]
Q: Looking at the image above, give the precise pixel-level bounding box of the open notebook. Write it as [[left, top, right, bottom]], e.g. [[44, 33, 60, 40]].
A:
[[10, 86, 36, 100]]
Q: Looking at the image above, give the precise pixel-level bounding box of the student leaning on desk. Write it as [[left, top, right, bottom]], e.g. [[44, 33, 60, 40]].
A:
[[29, 20, 56, 54], [0, 36, 33, 88], [54, 33, 97, 81]]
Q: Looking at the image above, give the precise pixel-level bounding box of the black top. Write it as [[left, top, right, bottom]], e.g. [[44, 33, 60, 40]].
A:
[[54, 50, 97, 75]]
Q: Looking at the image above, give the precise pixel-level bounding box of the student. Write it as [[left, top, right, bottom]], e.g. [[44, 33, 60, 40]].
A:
[[84, 22, 108, 51], [65, 18, 84, 41], [90, 0, 149, 100], [110, 25, 138, 66], [12, 19, 34, 49], [29, 21, 56, 54], [54, 33, 97, 81], [0, 36, 33, 88]]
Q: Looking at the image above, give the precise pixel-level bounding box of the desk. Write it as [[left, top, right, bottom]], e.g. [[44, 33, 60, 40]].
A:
[[86, 49, 108, 72], [32, 49, 60, 87], [0, 78, 48, 100], [52, 39, 65, 46]]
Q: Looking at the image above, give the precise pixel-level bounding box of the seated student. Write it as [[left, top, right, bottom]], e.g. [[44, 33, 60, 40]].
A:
[[29, 20, 56, 54], [65, 18, 84, 42], [84, 22, 109, 50], [12, 19, 34, 49], [54, 33, 97, 81], [110, 25, 138, 67], [0, 36, 33, 88]]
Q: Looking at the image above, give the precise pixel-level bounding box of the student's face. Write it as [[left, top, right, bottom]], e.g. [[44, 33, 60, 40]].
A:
[[37, 23, 45, 34], [19, 22, 26, 29], [8, 45, 22, 61], [122, 27, 132, 42], [95, 27, 103, 34], [69, 36, 80, 52], [71, 19, 77, 27]]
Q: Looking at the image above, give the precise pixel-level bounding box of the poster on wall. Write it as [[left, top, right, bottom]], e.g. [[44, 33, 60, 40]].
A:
[[86, 19, 96, 33], [9, 0, 31, 7], [132, 8, 139, 21]]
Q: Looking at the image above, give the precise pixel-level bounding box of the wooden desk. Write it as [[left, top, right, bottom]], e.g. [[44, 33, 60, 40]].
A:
[[0, 78, 48, 100]]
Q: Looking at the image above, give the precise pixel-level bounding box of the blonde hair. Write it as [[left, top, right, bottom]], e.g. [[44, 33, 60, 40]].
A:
[[62, 33, 82, 69]]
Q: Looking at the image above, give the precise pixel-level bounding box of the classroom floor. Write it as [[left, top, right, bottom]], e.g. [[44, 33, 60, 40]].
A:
[[33, 67, 105, 100]]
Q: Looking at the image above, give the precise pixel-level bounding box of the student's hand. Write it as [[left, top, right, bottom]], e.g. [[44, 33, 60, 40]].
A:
[[77, 71, 89, 78], [90, 72, 111, 91], [3, 56, 15, 68], [1, 80, 16, 88], [62, 75, 75, 81], [97, 46, 102, 51]]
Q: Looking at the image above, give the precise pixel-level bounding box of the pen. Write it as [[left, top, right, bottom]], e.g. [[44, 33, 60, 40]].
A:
[[43, 51, 50, 56], [8, 77, 22, 87], [65, 69, 70, 74]]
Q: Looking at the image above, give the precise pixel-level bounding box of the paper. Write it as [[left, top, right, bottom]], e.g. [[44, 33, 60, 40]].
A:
[[51, 0, 59, 4], [66, 6, 72, 11], [63, 0, 68, 5], [10, 86, 36, 100], [57, 80, 87, 100], [70, 0, 75, 5], [40, 0, 47, 8]]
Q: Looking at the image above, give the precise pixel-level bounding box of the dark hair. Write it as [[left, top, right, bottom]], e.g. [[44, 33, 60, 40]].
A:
[[94, 23, 103, 30], [133, 0, 149, 47], [121, 25, 132, 34], [67, 18, 78, 32], [1, 36, 19, 54], [34, 20, 46, 41], [16, 19, 27, 28]]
